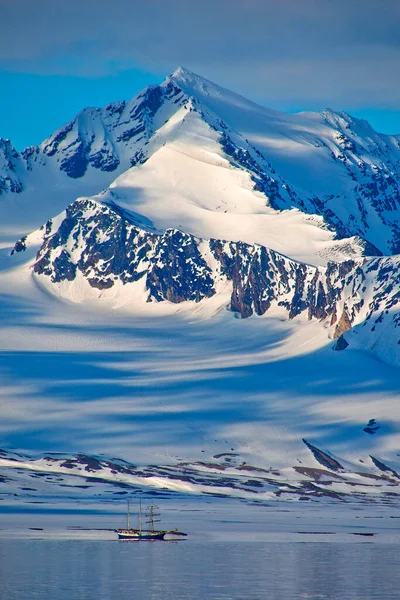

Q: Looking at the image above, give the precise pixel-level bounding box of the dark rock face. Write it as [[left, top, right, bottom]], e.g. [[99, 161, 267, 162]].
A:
[[60, 140, 91, 178], [42, 121, 75, 157], [11, 236, 27, 254], [211, 240, 307, 319], [363, 419, 380, 435], [47, 121, 121, 179], [25, 198, 400, 342], [119, 85, 164, 144], [21, 145, 43, 171], [370, 456, 400, 479], [31, 200, 216, 304], [89, 146, 120, 172], [333, 335, 349, 351], [302, 439, 344, 471], [147, 230, 215, 303], [0, 139, 24, 195], [52, 250, 77, 281]]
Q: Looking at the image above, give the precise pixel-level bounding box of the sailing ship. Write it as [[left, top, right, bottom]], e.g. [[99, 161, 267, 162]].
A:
[[115, 500, 187, 541]]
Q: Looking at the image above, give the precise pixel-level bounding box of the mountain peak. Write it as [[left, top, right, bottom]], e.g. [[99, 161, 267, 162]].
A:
[[170, 65, 194, 80], [169, 65, 204, 83], [166, 66, 227, 99]]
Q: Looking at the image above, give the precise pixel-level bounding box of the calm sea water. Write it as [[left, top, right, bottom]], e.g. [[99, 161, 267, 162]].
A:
[[0, 539, 400, 600]]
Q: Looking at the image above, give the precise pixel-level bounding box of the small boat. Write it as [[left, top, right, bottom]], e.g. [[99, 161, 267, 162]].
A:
[[115, 500, 187, 541]]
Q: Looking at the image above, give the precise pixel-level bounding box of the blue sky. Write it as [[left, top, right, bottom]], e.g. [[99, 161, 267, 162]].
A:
[[2, 0, 400, 150]]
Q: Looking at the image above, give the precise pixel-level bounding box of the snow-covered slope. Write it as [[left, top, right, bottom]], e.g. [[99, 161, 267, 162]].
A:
[[170, 68, 400, 255], [0, 277, 399, 506], [97, 99, 370, 266]]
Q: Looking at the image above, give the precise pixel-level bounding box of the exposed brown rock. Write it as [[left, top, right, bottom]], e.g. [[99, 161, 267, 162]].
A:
[[333, 307, 352, 338], [293, 466, 346, 481]]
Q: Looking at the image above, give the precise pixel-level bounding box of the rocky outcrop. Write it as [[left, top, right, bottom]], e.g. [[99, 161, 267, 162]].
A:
[[15, 198, 400, 349], [0, 139, 24, 195], [333, 335, 349, 351], [147, 230, 215, 303], [302, 439, 344, 471], [333, 308, 352, 339]]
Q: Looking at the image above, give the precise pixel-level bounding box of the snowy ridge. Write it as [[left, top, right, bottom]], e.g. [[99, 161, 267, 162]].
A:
[[0, 76, 189, 243], [165, 68, 400, 255], [13, 197, 400, 365], [3, 446, 400, 505], [12, 80, 188, 182]]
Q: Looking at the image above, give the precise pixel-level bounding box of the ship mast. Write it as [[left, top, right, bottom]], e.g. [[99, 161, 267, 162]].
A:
[[145, 504, 161, 532], [139, 499, 142, 534], [127, 500, 130, 530]]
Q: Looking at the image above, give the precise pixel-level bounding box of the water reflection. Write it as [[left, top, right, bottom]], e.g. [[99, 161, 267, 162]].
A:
[[0, 540, 399, 600]]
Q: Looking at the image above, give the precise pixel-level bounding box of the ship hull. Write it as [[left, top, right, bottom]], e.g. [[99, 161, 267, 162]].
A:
[[116, 529, 166, 540]]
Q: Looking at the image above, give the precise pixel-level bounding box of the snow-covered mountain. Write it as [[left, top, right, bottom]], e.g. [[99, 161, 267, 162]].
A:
[[2, 67, 400, 259], [1, 67, 400, 507]]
